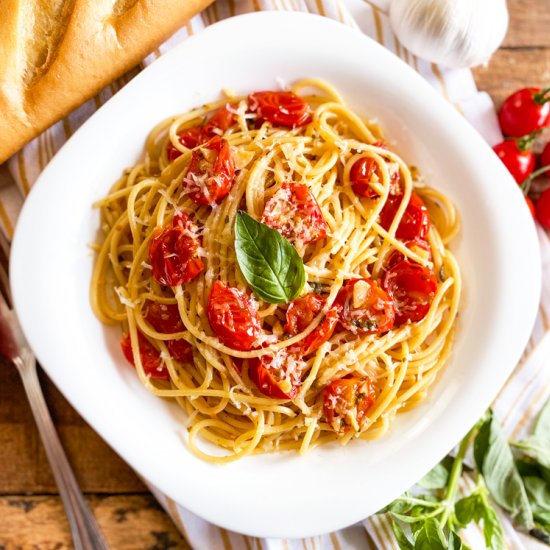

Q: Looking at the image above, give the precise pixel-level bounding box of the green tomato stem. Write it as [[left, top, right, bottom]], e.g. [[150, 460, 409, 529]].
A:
[[521, 164, 550, 196]]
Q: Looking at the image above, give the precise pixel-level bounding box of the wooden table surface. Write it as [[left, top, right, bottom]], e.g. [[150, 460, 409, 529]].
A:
[[1, 1, 548, 548]]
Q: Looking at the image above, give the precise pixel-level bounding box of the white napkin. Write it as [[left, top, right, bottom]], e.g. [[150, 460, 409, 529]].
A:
[[1, 1, 549, 548]]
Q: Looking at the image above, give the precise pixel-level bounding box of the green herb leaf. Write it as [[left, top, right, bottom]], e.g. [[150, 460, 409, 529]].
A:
[[524, 476, 550, 524], [479, 497, 505, 550], [419, 457, 453, 490], [515, 396, 550, 468], [413, 518, 447, 549], [454, 494, 483, 527], [447, 530, 467, 550], [391, 519, 414, 550], [234, 211, 305, 304], [474, 411, 534, 529]]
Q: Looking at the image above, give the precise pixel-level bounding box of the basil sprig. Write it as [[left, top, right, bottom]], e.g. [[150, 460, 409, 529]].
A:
[[234, 211, 305, 304]]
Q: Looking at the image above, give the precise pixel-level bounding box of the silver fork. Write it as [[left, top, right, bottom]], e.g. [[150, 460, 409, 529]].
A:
[[0, 232, 109, 550]]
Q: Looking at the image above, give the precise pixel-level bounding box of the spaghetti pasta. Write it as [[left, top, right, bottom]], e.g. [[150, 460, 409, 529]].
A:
[[90, 79, 461, 462]]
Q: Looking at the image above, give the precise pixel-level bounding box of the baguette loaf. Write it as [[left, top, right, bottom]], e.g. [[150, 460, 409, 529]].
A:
[[0, 0, 213, 163]]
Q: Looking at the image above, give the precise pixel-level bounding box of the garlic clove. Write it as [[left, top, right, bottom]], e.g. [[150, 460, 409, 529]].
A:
[[389, 0, 509, 69]]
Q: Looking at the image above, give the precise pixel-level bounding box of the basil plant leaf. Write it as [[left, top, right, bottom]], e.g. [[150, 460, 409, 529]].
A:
[[234, 211, 305, 304], [474, 411, 534, 529], [391, 519, 414, 550], [515, 396, 550, 469], [418, 456, 453, 490], [413, 518, 447, 550], [524, 476, 550, 524]]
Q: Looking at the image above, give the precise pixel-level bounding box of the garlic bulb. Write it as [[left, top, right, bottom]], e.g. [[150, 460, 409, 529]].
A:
[[389, 0, 509, 69]]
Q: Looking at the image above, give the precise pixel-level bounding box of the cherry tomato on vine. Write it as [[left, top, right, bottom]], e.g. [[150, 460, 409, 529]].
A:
[[493, 140, 535, 184], [536, 188, 550, 229], [382, 260, 437, 326], [149, 212, 204, 286], [498, 87, 550, 138], [323, 376, 376, 434], [183, 136, 235, 206], [120, 332, 169, 380], [207, 281, 261, 351], [540, 141, 550, 178], [248, 91, 311, 128]]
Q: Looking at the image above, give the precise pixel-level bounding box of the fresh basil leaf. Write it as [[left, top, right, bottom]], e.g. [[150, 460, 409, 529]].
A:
[[515, 436, 550, 469], [479, 498, 505, 550], [454, 494, 483, 526], [391, 519, 414, 550], [413, 518, 447, 550], [524, 476, 550, 519], [474, 412, 534, 529], [447, 530, 467, 550], [385, 499, 416, 516], [419, 456, 453, 490], [234, 211, 305, 304]]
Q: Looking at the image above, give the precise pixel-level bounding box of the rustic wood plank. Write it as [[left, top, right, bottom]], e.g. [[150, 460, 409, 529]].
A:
[[0, 365, 144, 493], [0, 495, 191, 549], [503, 0, 550, 48], [473, 47, 550, 108]]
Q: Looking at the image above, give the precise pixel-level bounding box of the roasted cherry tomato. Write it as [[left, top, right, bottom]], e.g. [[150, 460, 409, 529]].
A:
[[248, 91, 311, 128], [386, 238, 431, 270], [166, 127, 203, 161], [323, 376, 376, 434], [149, 212, 204, 286], [202, 103, 237, 138], [249, 351, 304, 399], [120, 332, 169, 380], [183, 136, 235, 206], [498, 87, 550, 137], [261, 182, 328, 246], [143, 301, 193, 364], [335, 278, 395, 334], [493, 140, 535, 184], [350, 156, 400, 199], [285, 294, 338, 356], [207, 281, 261, 351], [536, 188, 550, 229], [379, 192, 430, 241], [382, 260, 437, 326]]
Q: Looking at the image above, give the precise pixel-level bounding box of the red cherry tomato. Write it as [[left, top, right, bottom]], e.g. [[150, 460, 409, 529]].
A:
[[285, 294, 338, 356], [350, 156, 400, 199], [536, 188, 550, 229], [493, 140, 535, 184], [386, 238, 431, 270], [382, 260, 437, 326], [207, 281, 261, 351], [261, 182, 328, 246], [248, 91, 311, 128], [379, 193, 430, 241], [323, 376, 375, 434], [149, 212, 204, 286], [498, 87, 550, 138], [202, 103, 237, 138], [540, 141, 550, 178], [120, 332, 169, 380], [166, 127, 203, 161], [143, 301, 193, 364], [249, 351, 304, 399], [183, 137, 235, 206], [525, 196, 536, 219], [335, 278, 395, 334]]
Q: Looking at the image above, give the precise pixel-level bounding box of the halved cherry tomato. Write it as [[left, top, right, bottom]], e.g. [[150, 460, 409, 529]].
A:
[[202, 103, 236, 138], [248, 91, 311, 128], [536, 188, 550, 229], [149, 212, 204, 286], [249, 350, 304, 399], [120, 332, 169, 380], [493, 140, 535, 184], [323, 376, 375, 434], [207, 281, 261, 351], [166, 127, 203, 161], [183, 137, 235, 206], [379, 192, 430, 241], [350, 156, 400, 199], [261, 182, 328, 246], [498, 87, 550, 138], [335, 278, 395, 334], [285, 294, 338, 356], [143, 301, 193, 364], [382, 260, 437, 326], [386, 238, 431, 270]]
